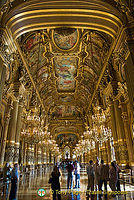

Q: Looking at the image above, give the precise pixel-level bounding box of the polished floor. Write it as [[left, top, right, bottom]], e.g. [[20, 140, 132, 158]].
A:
[[1, 166, 134, 200]]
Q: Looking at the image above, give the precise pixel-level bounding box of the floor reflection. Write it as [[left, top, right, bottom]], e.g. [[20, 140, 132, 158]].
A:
[[4, 167, 133, 200]]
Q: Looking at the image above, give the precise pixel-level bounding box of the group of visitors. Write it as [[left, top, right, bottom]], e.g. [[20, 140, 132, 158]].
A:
[[49, 159, 121, 199], [49, 160, 81, 200], [66, 161, 80, 189], [2, 159, 121, 200], [87, 159, 121, 193], [2, 163, 19, 200]]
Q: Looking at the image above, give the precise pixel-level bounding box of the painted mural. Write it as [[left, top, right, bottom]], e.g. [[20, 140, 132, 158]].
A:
[[54, 57, 77, 91], [87, 45, 102, 68], [57, 134, 78, 147], [60, 95, 73, 102], [52, 105, 79, 118], [25, 34, 40, 50], [53, 29, 78, 50], [24, 34, 47, 78], [55, 127, 76, 134]]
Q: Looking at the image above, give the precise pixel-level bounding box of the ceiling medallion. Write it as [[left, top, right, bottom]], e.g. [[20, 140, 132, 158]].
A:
[[52, 28, 79, 51]]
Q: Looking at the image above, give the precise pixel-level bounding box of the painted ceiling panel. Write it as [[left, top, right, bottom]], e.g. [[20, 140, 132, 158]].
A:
[[19, 27, 111, 146], [54, 56, 77, 91], [52, 28, 78, 50]]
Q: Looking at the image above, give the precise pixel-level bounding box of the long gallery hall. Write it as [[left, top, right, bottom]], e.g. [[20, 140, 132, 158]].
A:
[[0, 0, 134, 200]]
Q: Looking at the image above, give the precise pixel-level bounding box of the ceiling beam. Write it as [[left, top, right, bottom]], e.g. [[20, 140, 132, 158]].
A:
[[87, 25, 125, 112]]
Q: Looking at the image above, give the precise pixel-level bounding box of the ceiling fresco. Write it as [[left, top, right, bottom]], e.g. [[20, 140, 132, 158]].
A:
[[57, 134, 78, 149], [54, 56, 77, 91], [18, 27, 111, 149], [60, 95, 73, 103], [52, 28, 78, 51], [52, 105, 80, 118]]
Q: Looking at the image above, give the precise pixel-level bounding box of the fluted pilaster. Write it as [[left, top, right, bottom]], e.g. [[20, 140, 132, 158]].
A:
[[109, 100, 119, 162], [6, 100, 18, 164], [120, 100, 134, 165], [14, 100, 23, 163], [114, 100, 128, 164], [0, 98, 12, 167]]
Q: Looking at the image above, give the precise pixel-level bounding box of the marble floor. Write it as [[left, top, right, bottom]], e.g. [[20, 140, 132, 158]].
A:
[[1, 167, 134, 200]]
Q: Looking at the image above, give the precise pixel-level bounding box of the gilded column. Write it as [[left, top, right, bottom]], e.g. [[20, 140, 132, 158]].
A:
[[114, 100, 128, 164], [110, 99, 119, 162], [124, 25, 134, 118], [14, 100, 23, 163], [0, 60, 6, 103], [120, 99, 134, 165], [95, 142, 99, 159], [51, 152, 54, 164], [22, 139, 26, 167], [37, 145, 42, 165], [102, 142, 108, 163], [0, 62, 6, 140], [90, 149, 93, 161], [42, 147, 47, 165], [87, 152, 90, 163], [106, 139, 111, 164], [0, 98, 12, 167], [26, 143, 31, 166], [20, 138, 24, 167], [46, 148, 49, 164], [30, 144, 34, 171], [99, 144, 103, 160], [6, 100, 18, 164], [92, 149, 96, 162], [0, 58, 3, 79]]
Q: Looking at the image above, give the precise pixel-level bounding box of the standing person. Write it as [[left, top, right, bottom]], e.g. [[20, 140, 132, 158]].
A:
[[74, 161, 80, 188], [2, 163, 11, 199], [66, 161, 74, 189], [9, 163, 19, 200], [109, 162, 117, 192], [49, 166, 61, 200], [87, 160, 95, 192], [100, 160, 109, 192], [113, 161, 121, 191], [94, 158, 101, 191]]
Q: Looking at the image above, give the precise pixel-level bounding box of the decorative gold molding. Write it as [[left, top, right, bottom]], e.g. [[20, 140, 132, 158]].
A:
[[6, 9, 122, 26], [87, 25, 124, 112], [12, 23, 117, 39]]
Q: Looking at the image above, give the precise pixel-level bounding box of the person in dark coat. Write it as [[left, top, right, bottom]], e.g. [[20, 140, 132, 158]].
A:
[[9, 163, 19, 200], [87, 160, 95, 191], [50, 166, 61, 200], [100, 160, 109, 192], [113, 161, 121, 191], [66, 161, 74, 189], [2, 163, 11, 199], [109, 162, 117, 192]]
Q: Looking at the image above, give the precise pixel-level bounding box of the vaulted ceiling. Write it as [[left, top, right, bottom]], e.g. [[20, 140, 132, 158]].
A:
[[16, 28, 112, 148], [0, 0, 127, 150]]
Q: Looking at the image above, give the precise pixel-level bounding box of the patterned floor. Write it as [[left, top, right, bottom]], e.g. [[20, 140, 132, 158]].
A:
[[1, 167, 134, 200]]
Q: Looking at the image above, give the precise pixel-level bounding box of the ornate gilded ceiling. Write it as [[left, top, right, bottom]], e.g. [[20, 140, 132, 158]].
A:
[[1, 0, 132, 150], [15, 27, 112, 148]]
